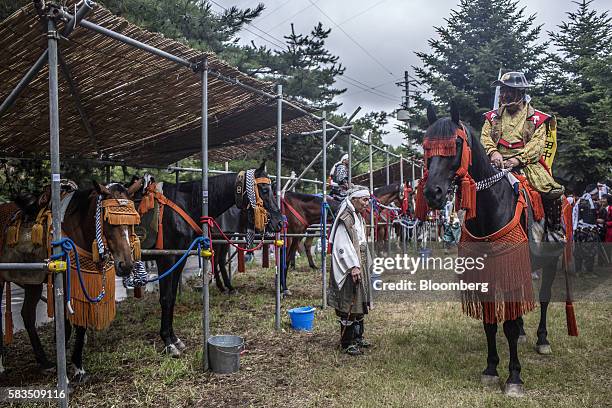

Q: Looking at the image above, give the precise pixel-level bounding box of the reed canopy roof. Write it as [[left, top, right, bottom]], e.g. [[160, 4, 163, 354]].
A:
[[0, 2, 318, 166]]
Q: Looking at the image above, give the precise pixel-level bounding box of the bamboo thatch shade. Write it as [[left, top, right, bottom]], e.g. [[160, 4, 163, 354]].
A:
[[0, 3, 318, 165]]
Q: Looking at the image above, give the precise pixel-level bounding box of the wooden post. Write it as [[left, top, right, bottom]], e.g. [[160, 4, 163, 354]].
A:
[[262, 244, 270, 268], [238, 250, 245, 273]]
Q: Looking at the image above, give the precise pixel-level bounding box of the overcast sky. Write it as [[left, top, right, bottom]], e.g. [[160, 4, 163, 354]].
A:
[[215, 0, 611, 146]]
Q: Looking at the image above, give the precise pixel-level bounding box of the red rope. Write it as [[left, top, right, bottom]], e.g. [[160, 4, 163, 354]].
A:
[[200, 216, 266, 252]]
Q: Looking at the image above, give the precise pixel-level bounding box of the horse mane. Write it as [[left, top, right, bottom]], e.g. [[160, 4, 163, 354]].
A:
[[66, 188, 94, 216], [66, 183, 130, 216], [425, 117, 460, 141], [166, 173, 236, 194], [285, 191, 321, 203]]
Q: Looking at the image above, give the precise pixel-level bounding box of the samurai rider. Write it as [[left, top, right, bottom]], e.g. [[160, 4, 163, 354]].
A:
[[481, 71, 565, 235], [327, 187, 372, 355], [329, 154, 350, 198]]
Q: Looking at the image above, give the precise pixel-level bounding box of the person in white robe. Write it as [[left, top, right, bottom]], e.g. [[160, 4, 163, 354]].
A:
[[327, 187, 372, 355]]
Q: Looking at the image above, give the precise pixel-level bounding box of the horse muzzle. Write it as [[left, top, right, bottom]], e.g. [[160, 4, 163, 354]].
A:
[[114, 260, 133, 277], [424, 185, 446, 209]]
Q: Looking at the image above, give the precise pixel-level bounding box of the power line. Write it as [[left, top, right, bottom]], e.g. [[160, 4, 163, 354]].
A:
[[209, 0, 287, 49], [343, 77, 403, 97], [306, 0, 394, 77], [335, 76, 398, 102], [342, 74, 399, 99], [266, 1, 318, 32], [337, 0, 389, 26], [256, 0, 293, 23], [211, 0, 402, 104]]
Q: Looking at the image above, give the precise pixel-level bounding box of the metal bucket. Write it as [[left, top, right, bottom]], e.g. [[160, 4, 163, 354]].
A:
[[207, 335, 244, 374]]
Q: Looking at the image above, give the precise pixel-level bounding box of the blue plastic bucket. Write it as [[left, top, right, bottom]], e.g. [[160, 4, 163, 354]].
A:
[[288, 306, 315, 331]]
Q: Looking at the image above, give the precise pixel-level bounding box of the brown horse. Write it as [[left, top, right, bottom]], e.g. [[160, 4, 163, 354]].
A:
[[0, 182, 138, 383], [371, 183, 404, 254], [281, 191, 340, 295]]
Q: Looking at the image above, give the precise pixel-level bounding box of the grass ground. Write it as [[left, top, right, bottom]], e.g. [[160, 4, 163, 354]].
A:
[[2, 256, 611, 407]]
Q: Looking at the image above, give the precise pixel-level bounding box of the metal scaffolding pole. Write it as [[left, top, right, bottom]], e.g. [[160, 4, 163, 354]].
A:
[[200, 59, 210, 371], [275, 85, 282, 330], [285, 107, 361, 191], [321, 112, 327, 309], [47, 17, 69, 408], [385, 148, 391, 254], [0, 0, 94, 118], [400, 155, 407, 255], [368, 133, 375, 255], [56, 10, 194, 69], [348, 131, 352, 184]]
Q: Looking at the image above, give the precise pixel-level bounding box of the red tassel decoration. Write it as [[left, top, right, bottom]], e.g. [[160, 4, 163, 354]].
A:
[[460, 175, 477, 220], [423, 139, 457, 158], [566, 302, 579, 336]]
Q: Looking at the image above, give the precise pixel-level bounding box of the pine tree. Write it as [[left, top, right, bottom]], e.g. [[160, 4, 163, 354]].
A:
[[270, 22, 346, 111], [539, 0, 612, 190], [407, 0, 546, 144]]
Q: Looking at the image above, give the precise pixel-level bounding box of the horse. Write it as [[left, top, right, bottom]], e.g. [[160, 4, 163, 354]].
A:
[[131, 161, 283, 357], [371, 183, 404, 255], [421, 104, 567, 396], [280, 191, 340, 295], [0, 181, 138, 383]]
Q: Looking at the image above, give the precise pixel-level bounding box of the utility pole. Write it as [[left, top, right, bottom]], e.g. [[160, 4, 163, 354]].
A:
[[395, 70, 419, 128]]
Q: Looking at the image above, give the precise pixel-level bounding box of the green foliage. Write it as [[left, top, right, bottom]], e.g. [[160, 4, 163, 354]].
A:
[[270, 22, 346, 111], [405, 0, 611, 190], [409, 0, 546, 139], [537, 0, 612, 190]]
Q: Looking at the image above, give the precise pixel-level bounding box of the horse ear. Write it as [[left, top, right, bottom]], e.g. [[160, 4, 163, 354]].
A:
[[450, 100, 460, 125], [426, 103, 437, 126], [258, 160, 266, 171], [92, 180, 111, 196]]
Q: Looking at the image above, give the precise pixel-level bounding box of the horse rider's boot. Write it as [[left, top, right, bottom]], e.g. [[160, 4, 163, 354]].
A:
[[354, 317, 371, 348], [340, 319, 362, 356], [542, 196, 565, 242]]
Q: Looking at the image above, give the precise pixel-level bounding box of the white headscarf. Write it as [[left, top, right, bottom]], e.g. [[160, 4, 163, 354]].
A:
[[329, 153, 350, 176], [329, 187, 370, 244]]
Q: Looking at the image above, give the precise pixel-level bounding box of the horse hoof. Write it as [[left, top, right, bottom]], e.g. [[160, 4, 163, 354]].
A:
[[163, 343, 181, 358], [481, 374, 500, 386], [73, 372, 90, 384], [228, 289, 238, 296], [173, 338, 187, 352], [282, 289, 292, 297], [503, 383, 525, 397], [536, 344, 552, 355], [518, 335, 528, 344]]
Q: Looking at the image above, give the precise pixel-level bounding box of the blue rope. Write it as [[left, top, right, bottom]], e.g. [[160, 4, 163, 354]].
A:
[[146, 236, 208, 283], [323, 202, 336, 221], [51, 238, 105, 304]]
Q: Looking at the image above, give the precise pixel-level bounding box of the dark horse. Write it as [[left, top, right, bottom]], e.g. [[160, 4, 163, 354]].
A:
[[132, 162, 283, 357], [281, 191, 340, 295], [0, 182, 136, 382], [423, 104, 564, 396]]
